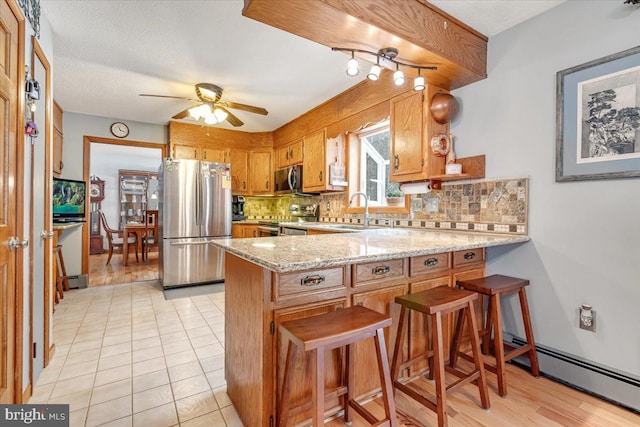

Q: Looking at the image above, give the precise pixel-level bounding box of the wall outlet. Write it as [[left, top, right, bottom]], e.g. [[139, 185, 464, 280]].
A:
[[411, 198, 423, 212], [427, 197, 439, 213], [579, 305, 596, 332]]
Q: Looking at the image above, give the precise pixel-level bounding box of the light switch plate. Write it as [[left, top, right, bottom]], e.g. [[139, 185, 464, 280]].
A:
[[411, 198, 423, 212], [427, 197, 439, 212]]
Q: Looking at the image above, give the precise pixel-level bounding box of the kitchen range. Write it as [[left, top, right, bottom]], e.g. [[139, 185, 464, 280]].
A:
[[256, 202, 319, 236]]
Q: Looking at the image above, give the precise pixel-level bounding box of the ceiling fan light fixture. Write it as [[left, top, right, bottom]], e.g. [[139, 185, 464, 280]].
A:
[[188, 104, 210, 121], [204, 114, 218, 125], [213, 108, 228, 122]]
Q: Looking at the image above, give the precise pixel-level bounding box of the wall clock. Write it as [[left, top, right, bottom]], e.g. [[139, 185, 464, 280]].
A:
[[110, 121, 129, 138], [90, 178, 105, 201]]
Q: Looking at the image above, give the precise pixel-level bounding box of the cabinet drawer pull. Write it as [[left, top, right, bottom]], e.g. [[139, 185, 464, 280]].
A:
[[266, 180, 269, 190], [424, 258, 439, 267], [372, 265, 390, 275], [319, 171, 323, 182], [242, 181, 246, 190], [463, 252, 476, 260], [394, 155, 399, 170], [285, 151, 289, 160], [194, 149, 197, 158], [301, 275, 325, 287], [203, 151, 207, 160]]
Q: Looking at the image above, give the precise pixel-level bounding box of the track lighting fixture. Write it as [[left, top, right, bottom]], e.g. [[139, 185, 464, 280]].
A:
[[332, 46, 437, 90], [346, 51, 360, 77]]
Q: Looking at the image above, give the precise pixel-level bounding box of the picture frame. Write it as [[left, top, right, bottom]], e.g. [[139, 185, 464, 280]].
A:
[[556, 45, 640, 182]]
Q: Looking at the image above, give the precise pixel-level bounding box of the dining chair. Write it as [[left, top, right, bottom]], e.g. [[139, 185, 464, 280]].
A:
[[143, 210, 159, 261], [98, 210, 139, 265]]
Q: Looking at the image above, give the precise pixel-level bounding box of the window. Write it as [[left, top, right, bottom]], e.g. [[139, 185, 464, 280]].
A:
[[348, 120, 405, 210]]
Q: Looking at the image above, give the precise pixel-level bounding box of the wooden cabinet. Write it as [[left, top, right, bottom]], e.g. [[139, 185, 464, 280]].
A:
[[227, 149, 249, 194], [273, 299, 347, 425], [231, 223, 259, 238], [53, 100, 64, 176], [202, 147, 225, 162], [224, 247, 488, 426], [390, 91, 425, 182], [351, 284, 407, 399], [302, 128, 346, 193], [276, 138, 303, 169], [172, 143, 201, 160], [249, 150, 273, 194]]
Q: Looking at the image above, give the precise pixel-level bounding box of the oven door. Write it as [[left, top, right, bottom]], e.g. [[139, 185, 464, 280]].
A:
[[258, 225, 279, 237], [280, 226, 307, 236]]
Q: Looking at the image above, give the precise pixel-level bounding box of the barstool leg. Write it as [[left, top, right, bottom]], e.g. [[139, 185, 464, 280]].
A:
[[466, 300, 490, 409], [519, 288, 540, 377], [449, 309, 465, 369], [432, 312, 448, 427], [374, 328, 398, 427], [277, 341, 297, 427], [483, 297, 494, 355], [344, 343, 354, 424], [492, 295, 507, 397], [390, 306, 407, 384], [57, 248, 70, 291], [312, 348, 325, 426]]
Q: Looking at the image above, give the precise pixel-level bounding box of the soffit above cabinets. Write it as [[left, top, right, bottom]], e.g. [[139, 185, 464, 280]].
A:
[[242, 0, 488, 90]]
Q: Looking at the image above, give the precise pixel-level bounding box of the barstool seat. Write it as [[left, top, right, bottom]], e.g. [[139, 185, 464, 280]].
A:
[[391, 285, 490, 427], [278, 305, 397, 427], [453, 274, 539, 397]]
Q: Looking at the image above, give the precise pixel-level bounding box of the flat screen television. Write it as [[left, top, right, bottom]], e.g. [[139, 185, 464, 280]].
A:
[[53, 178, 86, 222]]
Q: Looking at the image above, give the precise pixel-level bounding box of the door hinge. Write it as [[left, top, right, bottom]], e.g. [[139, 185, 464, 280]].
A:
[[270, 321, 275, 335], [270, 415, 274, 427], [33, 342, 36, 358]]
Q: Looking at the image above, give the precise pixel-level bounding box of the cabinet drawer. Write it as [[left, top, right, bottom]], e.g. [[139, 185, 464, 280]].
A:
[[354, 258, 406, 286], [410, 252, 451, 277], [275, 267, 345, 300], [453, 248, 485, 267]]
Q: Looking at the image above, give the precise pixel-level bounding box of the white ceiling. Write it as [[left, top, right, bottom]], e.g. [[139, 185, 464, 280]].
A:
[[42, 0, 566, 133]]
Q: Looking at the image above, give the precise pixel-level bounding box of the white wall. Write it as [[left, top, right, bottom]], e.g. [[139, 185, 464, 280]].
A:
[[451, 1, 640, 376], [59, 112, 167, 275]]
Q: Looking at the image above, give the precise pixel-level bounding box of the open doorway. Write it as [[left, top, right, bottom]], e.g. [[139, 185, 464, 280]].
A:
[[83, 137, 165, 287]]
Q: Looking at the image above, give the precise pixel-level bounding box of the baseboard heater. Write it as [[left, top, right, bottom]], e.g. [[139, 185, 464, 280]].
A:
[[505, 334, 639, 414]]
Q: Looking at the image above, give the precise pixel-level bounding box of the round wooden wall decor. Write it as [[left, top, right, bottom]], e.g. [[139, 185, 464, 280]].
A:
[[430, 93, 459, 124]]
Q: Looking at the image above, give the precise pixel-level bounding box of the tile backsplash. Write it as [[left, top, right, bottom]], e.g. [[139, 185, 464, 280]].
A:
[[242, 177, 528, 235]]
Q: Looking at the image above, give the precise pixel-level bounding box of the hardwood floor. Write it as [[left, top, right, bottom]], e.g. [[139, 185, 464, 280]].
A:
[[89, 250, 159, 287], [326, 356, 640, 426]]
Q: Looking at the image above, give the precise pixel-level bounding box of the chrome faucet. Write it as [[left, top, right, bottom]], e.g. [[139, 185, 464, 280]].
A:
[[349, 192, 370, 228]]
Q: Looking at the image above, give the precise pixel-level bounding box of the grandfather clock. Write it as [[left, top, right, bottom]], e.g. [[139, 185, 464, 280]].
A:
[[89, 177, 105, 254]]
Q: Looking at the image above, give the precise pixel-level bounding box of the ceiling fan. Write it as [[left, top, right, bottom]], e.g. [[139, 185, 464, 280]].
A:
[[139, 83, 268, 127]]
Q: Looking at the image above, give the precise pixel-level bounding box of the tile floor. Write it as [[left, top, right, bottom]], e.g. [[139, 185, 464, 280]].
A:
[[29, 280, 243, 427]]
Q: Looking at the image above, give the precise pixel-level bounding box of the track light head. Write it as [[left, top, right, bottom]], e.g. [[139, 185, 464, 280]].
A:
[[346, 51, 359, 77], [393, 65, 405, 86]]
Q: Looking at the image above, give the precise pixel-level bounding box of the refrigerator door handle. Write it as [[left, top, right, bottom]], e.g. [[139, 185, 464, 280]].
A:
[[196, 166, 201, 227], [170, 239, 224, 246]]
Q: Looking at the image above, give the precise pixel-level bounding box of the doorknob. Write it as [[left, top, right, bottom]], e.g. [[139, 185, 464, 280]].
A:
[[40, 230, 54, 239], [8, 237, 29, 251]]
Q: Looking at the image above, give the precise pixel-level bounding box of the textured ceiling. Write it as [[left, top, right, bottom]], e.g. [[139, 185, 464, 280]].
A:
[[42, 0, 566, 132]]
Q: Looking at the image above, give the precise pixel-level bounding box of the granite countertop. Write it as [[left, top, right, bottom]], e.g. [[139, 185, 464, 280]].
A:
[[210, 228, 529, 273]]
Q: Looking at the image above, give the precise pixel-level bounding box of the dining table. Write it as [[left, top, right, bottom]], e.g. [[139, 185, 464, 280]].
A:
[[123, 223, 147, 266]]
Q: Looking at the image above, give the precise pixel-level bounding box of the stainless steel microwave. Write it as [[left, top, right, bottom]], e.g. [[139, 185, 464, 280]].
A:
[[274, 165, 303, 194]]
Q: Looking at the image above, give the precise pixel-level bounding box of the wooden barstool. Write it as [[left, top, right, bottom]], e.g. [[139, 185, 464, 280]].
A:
[[390, 286, 490, 427], [278, 305, 397, 427], [453, 274, 540, 397], [52, 245, 69, 303]]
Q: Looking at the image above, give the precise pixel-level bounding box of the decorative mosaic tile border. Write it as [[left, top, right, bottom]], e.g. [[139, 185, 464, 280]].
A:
[[319, 216, 526, 234]]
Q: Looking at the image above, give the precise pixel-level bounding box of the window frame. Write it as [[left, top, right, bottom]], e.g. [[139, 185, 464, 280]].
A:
[[344, 120, 410, 215]]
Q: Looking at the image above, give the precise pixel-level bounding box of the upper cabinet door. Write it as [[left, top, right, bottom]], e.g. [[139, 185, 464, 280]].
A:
[[390, 91, 425, 182], [250, 150, 273, 194], [202, 147, 225, 163], [288, 139, 303, 165], [227, 149, 249, 195], [302, 129, 326, 191], [173, 144, 201, 160]]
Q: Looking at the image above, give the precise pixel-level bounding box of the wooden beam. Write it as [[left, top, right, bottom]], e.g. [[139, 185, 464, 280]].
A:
[[243, 0, 487, 90]]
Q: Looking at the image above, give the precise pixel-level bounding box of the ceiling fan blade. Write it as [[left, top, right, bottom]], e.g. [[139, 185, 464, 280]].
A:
[[224, 101, 268, 116], [219, 107, 244, 127], [139, 94, 196, 101], [172, 103, 202, 120]]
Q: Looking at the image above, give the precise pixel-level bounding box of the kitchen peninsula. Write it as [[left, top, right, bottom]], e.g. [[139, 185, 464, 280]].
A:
[[211, 229, 528, 426]]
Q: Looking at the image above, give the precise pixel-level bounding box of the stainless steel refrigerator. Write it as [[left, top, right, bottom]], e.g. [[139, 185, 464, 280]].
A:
[[158, 158, 232, 289]]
